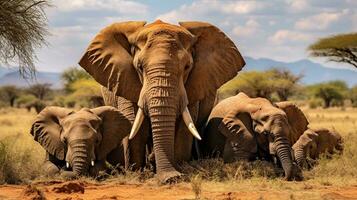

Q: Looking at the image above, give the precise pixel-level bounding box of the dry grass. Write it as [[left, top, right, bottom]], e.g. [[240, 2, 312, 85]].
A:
[[0, 107, 356, 199]]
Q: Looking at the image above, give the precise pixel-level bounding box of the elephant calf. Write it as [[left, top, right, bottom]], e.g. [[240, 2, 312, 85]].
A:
[[274, 102, 344, 169], [202, 92, 302, 181], [292, 128, 343, 168], [30, 106, 133, 178]]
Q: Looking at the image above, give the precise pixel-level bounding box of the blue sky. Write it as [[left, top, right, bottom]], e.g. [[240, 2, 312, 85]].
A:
[[35, 0, 356, 72]]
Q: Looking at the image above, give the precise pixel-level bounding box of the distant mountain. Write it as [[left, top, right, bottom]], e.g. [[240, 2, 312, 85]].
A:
[[243, 57, 357, 87], [0, 69, 62, 89], [0, 66, 17, 77]]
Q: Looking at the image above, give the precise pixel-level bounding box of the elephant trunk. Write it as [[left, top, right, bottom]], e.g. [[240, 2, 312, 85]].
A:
[[146, 67, 181, 182], [70, 142, 90, 176], [293, 146, 305, 167], [274, 136, 294, 180]]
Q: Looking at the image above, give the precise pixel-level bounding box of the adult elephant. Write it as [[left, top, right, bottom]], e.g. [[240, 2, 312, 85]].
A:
[[202, 93, 302, 181], [79, 20, 245, 182], [31, 106, 133, 178]]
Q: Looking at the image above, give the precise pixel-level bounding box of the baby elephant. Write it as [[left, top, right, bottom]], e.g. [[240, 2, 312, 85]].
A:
[[203, 92, 302, 181], [292, 128, 343, 168], [30, 106, 132, 178]]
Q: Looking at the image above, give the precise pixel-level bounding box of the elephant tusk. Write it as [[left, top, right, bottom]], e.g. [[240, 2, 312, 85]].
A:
[[66, 162, 70, 169], [91, 160, 95, 167], [182, 107, 202, 140], [129, 108, 145, 140]]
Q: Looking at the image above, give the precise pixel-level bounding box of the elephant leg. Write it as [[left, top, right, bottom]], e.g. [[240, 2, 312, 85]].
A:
[[114, 96, 149, 171], [146, 135, 156, 172], [43, 161, 60, 176], [174, 120, 193, 163], [43, 153, 63, 176], [89, 160, 107, 177], [128, 119, 150, 170], [107, 146, 125, 170], [174, 103, 199, 163]]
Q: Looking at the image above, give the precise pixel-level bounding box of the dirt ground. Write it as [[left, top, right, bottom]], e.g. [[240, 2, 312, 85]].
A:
[[1, 180, 357, 200]]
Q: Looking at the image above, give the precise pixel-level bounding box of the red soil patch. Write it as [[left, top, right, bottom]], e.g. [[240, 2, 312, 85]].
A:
[[52, 181, 85, 194], [1, 181, 357, 200]]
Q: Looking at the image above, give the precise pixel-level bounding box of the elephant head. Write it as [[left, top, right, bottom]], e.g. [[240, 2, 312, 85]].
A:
[[293, 128, 343, 168], [275, 101, 309, 145], [31, 106, 131, 177], [217, 93, 301, 180], [79, 20, 245, 181], [292, 129, 318, 168]]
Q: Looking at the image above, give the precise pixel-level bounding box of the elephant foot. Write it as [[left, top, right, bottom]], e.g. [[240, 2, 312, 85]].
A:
[[43, 163, 60, 177], [284, 163, 303, 181], [291, 163, 303, 181], [60, 171, 78, 180], [157, 170, 182, 184]]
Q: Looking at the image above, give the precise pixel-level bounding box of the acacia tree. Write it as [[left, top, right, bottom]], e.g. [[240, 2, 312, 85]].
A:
[[350, 85, 357, 107], [61, 67, 92, 92], [0, 0, 50, 75], [307, 80, 348, 108], [27, 83, 52, 100], [218, 68, 302, 101], [308, 33, 357, 69], [270, 68, 303, 101], [0, 85, 21, 107]]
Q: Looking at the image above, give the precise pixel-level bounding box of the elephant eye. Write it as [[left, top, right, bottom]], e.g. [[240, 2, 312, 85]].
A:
[[185, 65, 192, 72], [137, 62, 144, 73], [131, 45, 139, 55]]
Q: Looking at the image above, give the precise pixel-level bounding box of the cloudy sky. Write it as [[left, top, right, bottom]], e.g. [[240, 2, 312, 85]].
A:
[[35, 0, 356, 72]]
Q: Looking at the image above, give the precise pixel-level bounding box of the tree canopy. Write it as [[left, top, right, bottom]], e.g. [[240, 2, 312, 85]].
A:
[[305, 80, 349, 108], [218, 68, 302, 102], [61, 67, 92, 92], [0, 0, 50, 75], [0, 85, 21, 107], [308, 33, 357, 68]]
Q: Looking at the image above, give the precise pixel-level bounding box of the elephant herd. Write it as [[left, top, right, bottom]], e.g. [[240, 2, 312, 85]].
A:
[[30, 20, 343, 183]]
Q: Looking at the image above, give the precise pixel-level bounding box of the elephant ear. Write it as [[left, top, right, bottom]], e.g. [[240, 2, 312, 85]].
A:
[[179, 21, 245, 103], [275, 101, 309, 142], [30, 106, 73, 160], [79, 21, 146, 103], [91, 106, 131, 160]]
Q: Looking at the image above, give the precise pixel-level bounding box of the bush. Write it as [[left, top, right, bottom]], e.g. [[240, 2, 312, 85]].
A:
[[16, 94, 37, 108], [308, 98, 324, 109], [0, 135, 43, 184]]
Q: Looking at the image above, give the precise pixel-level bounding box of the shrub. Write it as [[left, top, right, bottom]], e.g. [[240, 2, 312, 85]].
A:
[[308, 98, 324, 109], [0, 135, 43, 184]]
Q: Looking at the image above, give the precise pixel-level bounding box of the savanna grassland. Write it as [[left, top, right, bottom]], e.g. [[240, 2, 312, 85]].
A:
[[0, 107, 356, 200]]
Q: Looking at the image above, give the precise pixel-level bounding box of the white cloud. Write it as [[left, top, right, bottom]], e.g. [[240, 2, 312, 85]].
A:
[[269, 30, 312, 45], [32, 0, 356, 72], [54, 0, 148, 14], [232, 19, 260, 38], [287, 0, 310, 13], [294, 12, 342, 31], [221, 1, 265, 14]]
